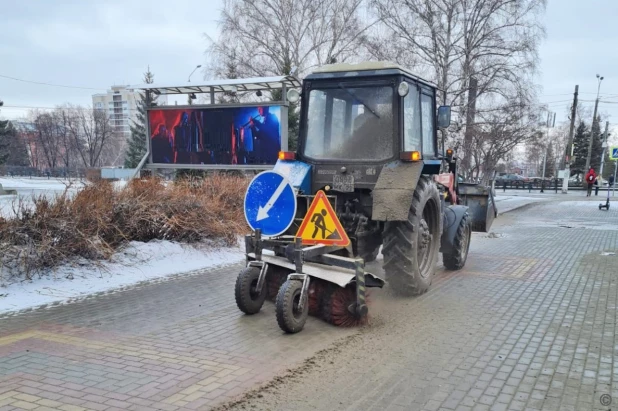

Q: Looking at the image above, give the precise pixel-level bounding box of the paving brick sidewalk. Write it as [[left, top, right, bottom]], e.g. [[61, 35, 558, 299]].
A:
[[0, 263, 356, 410]]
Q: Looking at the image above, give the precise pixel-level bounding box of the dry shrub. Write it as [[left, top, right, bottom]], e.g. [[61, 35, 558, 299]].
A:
[[0, 175, 249, 280]]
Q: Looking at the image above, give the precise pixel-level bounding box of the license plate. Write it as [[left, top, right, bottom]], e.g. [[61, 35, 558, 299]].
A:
[[333, 174, 354, 192]]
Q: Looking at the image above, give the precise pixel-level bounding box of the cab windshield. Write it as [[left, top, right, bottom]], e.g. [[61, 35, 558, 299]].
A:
[[303, 84, 394, 161]]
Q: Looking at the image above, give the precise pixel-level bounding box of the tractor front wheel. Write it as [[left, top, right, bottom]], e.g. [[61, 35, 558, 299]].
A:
[[382, 176, 441, 296]]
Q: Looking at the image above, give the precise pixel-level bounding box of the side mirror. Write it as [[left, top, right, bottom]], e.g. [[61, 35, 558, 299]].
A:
[[437, 106, 451, 129]]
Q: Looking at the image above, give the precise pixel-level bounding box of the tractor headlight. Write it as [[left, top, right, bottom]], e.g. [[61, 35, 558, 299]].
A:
[[397, 81, 409, 97], [287, 89, 300, 103]]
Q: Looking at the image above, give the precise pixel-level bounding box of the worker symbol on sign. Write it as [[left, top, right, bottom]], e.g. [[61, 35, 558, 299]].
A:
[[311, 209, 328, 239], [296, 191, 350, 246]]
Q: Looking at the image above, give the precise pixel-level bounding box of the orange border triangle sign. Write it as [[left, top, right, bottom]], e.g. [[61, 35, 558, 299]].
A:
[[296, 190, 350, 246]]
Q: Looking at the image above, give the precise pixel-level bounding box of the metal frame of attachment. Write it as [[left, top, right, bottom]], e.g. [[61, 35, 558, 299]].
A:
[[245, 229, 381, 319], [350, 258, 368, 318], [245, 229, 354, 273], [247, 260, 269, 293], [288, 273, 311, 312]]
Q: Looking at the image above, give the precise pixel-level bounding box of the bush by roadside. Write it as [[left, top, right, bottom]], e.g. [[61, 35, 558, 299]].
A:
[[0, 175, 248, 280]]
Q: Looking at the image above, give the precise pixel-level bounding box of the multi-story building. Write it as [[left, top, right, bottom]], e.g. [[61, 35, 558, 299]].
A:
[[92, 86, 168, 166], [92, 86, 140, 139]]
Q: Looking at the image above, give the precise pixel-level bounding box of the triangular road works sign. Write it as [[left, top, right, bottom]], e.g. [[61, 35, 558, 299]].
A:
[[296, 191, 350, 246]]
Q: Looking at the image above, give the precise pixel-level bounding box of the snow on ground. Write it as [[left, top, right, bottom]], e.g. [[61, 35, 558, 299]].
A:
[[0, 178, 133, 219], [0, 177, 85, 192], [0, 177, 85, 219], [0, 240, 244, 315]]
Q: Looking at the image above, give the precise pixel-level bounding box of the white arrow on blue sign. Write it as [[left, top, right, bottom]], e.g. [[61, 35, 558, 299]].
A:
[[244, 171, 297, 237]]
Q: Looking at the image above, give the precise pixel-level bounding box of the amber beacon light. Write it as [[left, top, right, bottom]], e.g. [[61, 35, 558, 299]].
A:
[[400, 151, 422, 162], [278, 151, 296, 160]]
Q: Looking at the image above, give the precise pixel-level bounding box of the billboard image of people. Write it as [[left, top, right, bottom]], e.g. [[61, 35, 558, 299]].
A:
[[147, 105, 282, 165]]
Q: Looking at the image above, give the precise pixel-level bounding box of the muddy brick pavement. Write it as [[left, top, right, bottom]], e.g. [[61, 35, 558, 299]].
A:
[[1, 197, 617, 411], [228, 199, 618, 411]]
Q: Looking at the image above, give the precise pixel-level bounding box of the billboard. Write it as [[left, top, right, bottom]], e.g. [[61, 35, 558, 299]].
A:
[[147, 104, 283, 166]]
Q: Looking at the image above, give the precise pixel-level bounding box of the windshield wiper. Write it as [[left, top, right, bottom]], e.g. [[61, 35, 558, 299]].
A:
[[338, 83, 380, 118]]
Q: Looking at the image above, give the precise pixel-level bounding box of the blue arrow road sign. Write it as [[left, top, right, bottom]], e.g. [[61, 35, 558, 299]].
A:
[[244, 171, 297, 237], [611, 146, 618, 160]]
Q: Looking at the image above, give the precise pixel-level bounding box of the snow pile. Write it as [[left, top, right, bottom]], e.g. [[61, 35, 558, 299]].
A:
[[0, 239, 244, 315]]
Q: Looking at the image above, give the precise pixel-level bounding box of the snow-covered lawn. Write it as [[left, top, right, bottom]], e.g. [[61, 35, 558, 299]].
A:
[[1, 177, 248, 315], [0, 176, 85, 192], [0, 178, 132, 219], [0, 177, 85, 218], [0, 240, 244, 315]]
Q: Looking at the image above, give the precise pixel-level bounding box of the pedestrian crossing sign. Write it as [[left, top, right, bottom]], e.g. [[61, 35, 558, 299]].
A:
[[296, 190, 350, 246], [610, 146, 618, 160]]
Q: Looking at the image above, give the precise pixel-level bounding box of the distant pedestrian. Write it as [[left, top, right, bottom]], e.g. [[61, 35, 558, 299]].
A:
[[585, 167, 597, 197], [609, 175, 615, 187]]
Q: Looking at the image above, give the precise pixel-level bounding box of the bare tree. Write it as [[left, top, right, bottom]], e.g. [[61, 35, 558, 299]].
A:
[[53, 107, 77, 169], [206, 0, 378, 79], [371, 0, 546, 177], [469, 105, 540, 182], [29, 110, 62, 170], [66, 106, 116, 168]]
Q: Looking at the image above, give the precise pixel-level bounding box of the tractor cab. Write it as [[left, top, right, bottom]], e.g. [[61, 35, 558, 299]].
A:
[[293, 62, 446, 193]]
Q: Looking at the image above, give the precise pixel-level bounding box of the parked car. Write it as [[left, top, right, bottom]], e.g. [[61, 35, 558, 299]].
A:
[[495, 173, 529, 188]]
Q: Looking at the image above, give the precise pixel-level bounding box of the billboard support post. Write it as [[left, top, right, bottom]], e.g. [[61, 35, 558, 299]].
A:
[[280, 104, 289, 152]]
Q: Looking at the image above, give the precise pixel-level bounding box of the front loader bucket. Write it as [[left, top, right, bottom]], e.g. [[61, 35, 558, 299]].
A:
[[458, 183, 497, 232]]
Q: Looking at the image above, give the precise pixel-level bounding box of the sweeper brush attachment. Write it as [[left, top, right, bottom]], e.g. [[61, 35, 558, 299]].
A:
[[318, 283, 371, 327], [236, 231, 384, 333]]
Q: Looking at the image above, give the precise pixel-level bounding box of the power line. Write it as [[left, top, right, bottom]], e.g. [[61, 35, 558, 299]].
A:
[[0, 74, 106, 91], [542, 92, 617, 97], [1, 105, 141, 111]]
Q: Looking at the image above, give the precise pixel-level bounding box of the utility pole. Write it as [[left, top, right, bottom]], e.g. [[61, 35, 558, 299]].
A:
[[585, 74, 604, 170], [607, 160, 618, 197], [599, 121, 609, 178], [540, 111, 555, 193], [562, 85, 579, 194], [541, 151, 547, 192], [462, 77, 478, 177]]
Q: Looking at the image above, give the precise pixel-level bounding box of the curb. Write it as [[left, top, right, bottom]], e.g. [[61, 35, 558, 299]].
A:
[[497, 201, 544, 216]]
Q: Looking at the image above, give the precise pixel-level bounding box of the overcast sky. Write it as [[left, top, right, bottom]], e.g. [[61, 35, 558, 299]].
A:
[[1, 0, 617, 137]]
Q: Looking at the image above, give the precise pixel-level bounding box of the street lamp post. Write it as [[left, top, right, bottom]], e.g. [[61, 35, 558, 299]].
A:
[[187, 65, 202, 82], [187, 65, 202, 105], [585, 74, 604, 170]]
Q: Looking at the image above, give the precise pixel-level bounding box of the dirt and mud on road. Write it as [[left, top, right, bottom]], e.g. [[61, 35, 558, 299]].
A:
[[220, 199, 618, 411]]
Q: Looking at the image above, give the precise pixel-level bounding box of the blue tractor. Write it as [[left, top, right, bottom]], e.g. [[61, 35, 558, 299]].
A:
[[236, 62, 496, 333]]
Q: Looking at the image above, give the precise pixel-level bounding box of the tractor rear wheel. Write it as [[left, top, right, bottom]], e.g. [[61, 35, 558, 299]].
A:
[[443, 212, 471, 270], [382, 176, 441, 296], [361, 248, 380, 263]]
